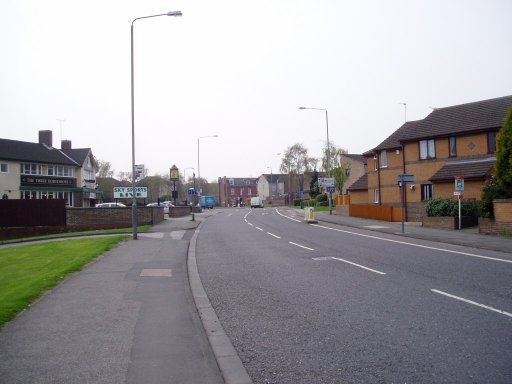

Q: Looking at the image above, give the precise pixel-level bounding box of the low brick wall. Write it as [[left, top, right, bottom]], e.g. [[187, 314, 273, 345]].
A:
[[422, 216, 478, 230], [479, 217, 512, 235], [67, 206, 164, 228]]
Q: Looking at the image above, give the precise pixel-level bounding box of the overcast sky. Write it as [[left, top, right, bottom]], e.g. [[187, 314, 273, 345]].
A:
[[1, 0, 511, 182]]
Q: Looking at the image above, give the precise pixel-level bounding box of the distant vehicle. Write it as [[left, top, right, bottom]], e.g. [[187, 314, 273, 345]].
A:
[[96, 202, 126, 208], [250, 197, 263, 208], [200, 195, 217, 209], [147, 202, 169, 214]]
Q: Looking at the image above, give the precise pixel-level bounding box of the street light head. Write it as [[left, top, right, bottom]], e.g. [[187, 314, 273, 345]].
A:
[[167, 11, 183, 17]]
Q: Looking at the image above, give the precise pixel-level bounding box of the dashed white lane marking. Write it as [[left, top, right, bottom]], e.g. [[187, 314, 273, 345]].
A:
[[331, 257, 386, 275], [267, 232, 281, 239], [431, 289, 512, 318], [289, 242, 314, 251], [255, 226, 264, 231]]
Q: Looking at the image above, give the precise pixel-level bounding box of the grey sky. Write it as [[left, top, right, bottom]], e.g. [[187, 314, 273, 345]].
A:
[[1, 0, 511, 181]]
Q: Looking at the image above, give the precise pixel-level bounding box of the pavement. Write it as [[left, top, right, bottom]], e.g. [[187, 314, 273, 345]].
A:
[[0, 208, 511, 384]]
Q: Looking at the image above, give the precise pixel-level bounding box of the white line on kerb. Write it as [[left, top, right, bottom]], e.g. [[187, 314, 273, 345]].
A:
[[289, 242, 314, 251], [267, 232, 281, 239], [431, 289, 512, 318], [331, 257, 386, 275]]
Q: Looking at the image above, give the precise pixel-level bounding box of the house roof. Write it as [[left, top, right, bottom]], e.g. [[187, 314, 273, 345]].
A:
[[429, 157, 495, 182], [365, 95, 512, 155], [61, 148, 93, 166], [341, 154, 367, 164], [260, 174, 287, 183], [0, 138, 79, 166], [347, 173, 368, 191]]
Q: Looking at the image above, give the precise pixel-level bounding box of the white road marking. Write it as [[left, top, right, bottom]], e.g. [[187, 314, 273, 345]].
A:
[[255, 226, 264, 231], [247, 223, 253, 226], [310, 224, 512, 264], [431, 289, 512, 318], [289, 242, 314, 251], [170, 230, 185, 240], [275, 208, 301, 222], [267, 232, 281, 239], [312, 257, 331, 261], [331, 257, 386, 275]]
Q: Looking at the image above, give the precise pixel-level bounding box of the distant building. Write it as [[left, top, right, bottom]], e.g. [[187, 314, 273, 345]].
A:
[[218, 177, 259, 207], [0, 130, 99, 207]]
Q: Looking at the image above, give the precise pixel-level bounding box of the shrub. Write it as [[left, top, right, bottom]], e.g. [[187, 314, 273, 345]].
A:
[[293, 199, 302, 207], [316, 193, 328, 203], [479, 176, 508, 218], [426, 198, 478, 217]]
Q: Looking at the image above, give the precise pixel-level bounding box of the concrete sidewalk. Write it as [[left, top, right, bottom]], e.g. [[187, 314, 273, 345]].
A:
[[0, 212, 250, 384]]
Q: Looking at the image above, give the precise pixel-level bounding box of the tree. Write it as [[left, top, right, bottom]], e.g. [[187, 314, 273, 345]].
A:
[[495, 106, 512, 196], [321, 142, 347, 175], [309, 170, 320, 198], [279, 143, 317, 195], [96, 160, 114, 178]]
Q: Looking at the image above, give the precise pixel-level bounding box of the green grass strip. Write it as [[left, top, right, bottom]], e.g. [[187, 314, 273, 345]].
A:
[[0, 236, 128, 328]]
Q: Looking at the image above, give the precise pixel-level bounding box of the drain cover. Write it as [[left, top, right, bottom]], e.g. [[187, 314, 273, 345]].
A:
[[140, 269, 172, 277]]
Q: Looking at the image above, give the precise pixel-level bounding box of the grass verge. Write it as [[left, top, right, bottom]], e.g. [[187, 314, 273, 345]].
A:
[[0, 236, 128, 328]]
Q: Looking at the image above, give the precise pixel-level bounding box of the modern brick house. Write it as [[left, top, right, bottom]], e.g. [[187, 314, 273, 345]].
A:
[[218, 177, 259, 207], [356, 95, 512, 221], [339, 154, 367, 195], [0, 130, 99, 207]]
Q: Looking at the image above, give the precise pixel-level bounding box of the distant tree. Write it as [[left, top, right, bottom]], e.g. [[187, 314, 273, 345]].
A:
[[279, 143, 317, 194], [96, 160, 114, 178], [495, 106, 512, 195], [321, 142, 347, 175], [309, 170, 320, 198]]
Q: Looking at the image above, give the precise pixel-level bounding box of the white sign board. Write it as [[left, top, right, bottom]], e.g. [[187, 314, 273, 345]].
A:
[[318, 177, 335, 187], [114, 187, 148, 198]]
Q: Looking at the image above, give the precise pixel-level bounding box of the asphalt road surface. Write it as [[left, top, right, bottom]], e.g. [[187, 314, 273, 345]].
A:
[[196, 207, 512, 384]]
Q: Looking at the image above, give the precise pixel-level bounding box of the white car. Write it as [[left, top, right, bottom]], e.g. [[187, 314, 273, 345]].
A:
[[147, 202, 170, 214], [96, 202, 126, 208]]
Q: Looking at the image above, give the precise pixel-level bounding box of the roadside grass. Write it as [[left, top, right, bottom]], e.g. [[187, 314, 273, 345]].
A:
[[0, 225, 150, 245], [0, 236, 128, 329]]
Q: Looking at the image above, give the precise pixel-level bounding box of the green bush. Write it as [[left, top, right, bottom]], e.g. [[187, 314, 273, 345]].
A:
[[316, 193, 328, 203], [293, 199, 302, 207], [479, 176, 508, 218], [426, 198, 478, 217]]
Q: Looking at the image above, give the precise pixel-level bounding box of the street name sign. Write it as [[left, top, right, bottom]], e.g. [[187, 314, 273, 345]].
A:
[[318, 177, 335, 187]]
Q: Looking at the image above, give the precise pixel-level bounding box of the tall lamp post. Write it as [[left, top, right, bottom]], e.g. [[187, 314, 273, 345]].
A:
[[267, 166, 273, 201], [197, 135, 219, 199], [131, 11, 182, 240], [299, 106, 333, 215]]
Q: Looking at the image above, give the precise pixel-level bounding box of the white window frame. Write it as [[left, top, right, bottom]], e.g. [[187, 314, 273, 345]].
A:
[[374, 189, 380, 204], [419, 139, 436, 160], [0, 163, 8, 173], [379, 151, 388, 168]]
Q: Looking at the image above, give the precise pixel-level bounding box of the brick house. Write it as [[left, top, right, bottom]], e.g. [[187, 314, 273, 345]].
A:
[[359, 95, 512, 221], [0, 130, 99, 207], [339, 154, 367, 195], [218, 177, 259, 207]]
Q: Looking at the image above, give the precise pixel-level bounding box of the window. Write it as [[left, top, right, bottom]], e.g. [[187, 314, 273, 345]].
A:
[[374, 189, 380, 204], [449, 137, 457, 157], [488, 131, 497, 153], [421, 184, 433, 201], [379, 151, 388, 168], [22, 163, 40, 175], [373, 156, 378, 171], [419, 139, 436, 160], [230, 188, 235, 195], [0, 163, 8, 173], [240, 188, 244, 196], [247, 188, 252, 195]]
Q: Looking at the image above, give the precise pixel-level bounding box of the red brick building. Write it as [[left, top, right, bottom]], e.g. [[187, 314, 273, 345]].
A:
[[218, 177, 259, 207]]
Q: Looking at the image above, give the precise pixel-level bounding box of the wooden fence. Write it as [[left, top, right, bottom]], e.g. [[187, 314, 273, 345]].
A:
[[349, 204, 404, 222], [0, 199, 66, 227]]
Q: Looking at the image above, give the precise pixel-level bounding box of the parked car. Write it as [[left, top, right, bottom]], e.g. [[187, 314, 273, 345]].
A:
[[96, 202, 126, 208], [147, 202, 169, 214]]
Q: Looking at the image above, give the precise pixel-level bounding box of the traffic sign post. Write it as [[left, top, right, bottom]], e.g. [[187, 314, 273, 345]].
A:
[[454, 176, 464, 230], [397, 174, 415, 233]]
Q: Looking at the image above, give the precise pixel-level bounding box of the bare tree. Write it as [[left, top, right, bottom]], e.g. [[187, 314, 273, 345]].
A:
[[279, 143, 317, 195], [96, 159, 114, 178]]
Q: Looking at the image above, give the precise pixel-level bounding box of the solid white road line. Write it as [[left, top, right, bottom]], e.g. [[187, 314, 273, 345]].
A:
[[267, 232, 281, 239], [289, 242, 314, 251], [331, 257, 387, 275], [431, 289, 512, 318], [310, 224, 512, 264], [275, 208, 301, 222], [255, 226, 264, 231]]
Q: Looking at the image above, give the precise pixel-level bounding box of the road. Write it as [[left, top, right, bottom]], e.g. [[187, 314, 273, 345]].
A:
[[196, 207, 512, 384]]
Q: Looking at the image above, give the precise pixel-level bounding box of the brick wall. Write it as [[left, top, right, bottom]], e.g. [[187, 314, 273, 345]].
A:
[[494, 199, 512, 222], [66, 207, 164, 228]]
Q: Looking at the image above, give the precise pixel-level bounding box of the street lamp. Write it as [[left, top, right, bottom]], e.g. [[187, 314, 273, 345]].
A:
[[131, 10, 182, 240], [197, 135, 218, 198], [267, 166, 273, 200], [299, 106, 333, 214]]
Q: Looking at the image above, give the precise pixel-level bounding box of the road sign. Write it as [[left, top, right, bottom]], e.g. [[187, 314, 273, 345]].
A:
[[113, 187, 147, 198], [188, 188, 197, 195], [455, 176, 464, 192], [135, 165, 144, 181], [453, 191, 461, 196], [170, 165, 180, 181], [318, 177, 335, 187], [326, 186, 335, 193]]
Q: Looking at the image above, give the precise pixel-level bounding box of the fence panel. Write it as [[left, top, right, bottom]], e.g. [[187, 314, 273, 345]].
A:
[[0, 199, 66, 227]]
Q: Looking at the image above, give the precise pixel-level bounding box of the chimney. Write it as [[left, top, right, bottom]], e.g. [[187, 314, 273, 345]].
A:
[[61, 140, 72, 150], [39, 130, 53, 147]]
